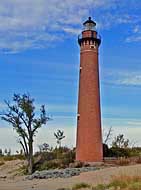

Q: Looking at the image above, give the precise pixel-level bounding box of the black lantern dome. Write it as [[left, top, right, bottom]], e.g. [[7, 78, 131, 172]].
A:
[[83, 17, 96, 31]]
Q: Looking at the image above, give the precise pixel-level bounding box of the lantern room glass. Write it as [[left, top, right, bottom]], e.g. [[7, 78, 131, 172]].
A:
[[84, 22, 96, 31]]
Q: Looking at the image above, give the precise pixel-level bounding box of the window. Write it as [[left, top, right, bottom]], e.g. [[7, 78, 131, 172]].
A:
[[90, 45, 94, 49]]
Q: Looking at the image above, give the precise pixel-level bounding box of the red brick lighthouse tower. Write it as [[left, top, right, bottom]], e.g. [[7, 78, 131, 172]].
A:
[[76, 17, 103, 162]]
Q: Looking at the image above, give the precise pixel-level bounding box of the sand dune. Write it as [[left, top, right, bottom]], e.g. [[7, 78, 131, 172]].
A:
[[0, 160, 141, 190]]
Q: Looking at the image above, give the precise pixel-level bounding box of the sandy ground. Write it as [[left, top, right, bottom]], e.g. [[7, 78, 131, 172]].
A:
[[0, 160, 141, 190]]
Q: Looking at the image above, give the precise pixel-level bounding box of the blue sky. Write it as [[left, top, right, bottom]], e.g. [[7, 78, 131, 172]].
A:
[[0, 0, 141, 152]]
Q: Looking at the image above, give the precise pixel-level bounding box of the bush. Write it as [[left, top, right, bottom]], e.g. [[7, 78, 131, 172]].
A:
[[108, 147, 131, 157], [128, 182, 141, 190], [72, 183, 90, 190], [38, 160, 60, 170], [104, 142, 141, 158], [56, 188, 70, 190], [34, 147, 75, 171], [0, 155, 25, 161], [92, 184, 107, 190]]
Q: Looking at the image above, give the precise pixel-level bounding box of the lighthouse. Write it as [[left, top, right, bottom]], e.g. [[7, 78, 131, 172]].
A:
[[76, 17, 103, 162]]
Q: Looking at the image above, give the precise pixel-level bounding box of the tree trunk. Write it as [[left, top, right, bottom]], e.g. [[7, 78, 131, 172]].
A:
[[28, 155, 33, 174], [28, 139, 33, 174]]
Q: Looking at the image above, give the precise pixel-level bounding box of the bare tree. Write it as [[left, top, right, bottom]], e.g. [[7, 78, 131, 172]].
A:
[[104, 126, 113, 145], [0, 93, 50, 174], [0, 149, 2, 156], [112, 134, 129, 148], [54, 130, 65, 148]]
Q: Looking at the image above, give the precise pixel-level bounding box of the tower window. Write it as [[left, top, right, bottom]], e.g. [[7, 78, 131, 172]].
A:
[[77, 113, 80, 121], [90, 45, 94, 49], [90, 44, 96, 49]]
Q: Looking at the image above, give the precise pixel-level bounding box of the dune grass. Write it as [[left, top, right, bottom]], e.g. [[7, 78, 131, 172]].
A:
[[72, 183, 91, 190], [70, 175, 141, 190], [93, 175, 141, 190]]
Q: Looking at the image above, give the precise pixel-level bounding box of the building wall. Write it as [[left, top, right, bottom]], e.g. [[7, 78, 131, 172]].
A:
[[76, 31, 103, 162]]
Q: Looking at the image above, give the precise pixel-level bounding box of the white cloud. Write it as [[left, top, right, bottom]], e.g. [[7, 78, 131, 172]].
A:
[[127, 121, 141, 126], [116, 73, 141, 86], [103, 125, 141, 147], [0, 0, 140, 53], [102, 70, 141, 86], [102, 118, 141, 147], [126, 35, 141, 43], [63, 28, 81, 35], [125, 24, 141, 43], [0, 0, 110, 52], [133, 25, 140, 33], [0, 127, 21, 152], [0, 102, 6, 109], [35, 125, 76, 151], [0, 125, 76, 154]]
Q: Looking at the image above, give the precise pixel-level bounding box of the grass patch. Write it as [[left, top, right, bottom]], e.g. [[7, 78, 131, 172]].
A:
[[72, 183, 91, 190], [50, 175, 141, 190], [92, 184, 107, 190], [0, 155, 25, 161], [56, 188, 71, 190], [92, 175, 141, 190], [128, 182, 141, 190]]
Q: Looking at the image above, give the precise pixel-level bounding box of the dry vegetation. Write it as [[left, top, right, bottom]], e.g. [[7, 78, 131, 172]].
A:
[[92, 175, 141, 190], [58, 175, 141, 190]]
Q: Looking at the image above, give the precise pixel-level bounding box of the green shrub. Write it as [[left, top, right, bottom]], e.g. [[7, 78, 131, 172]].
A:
[[72, 183, 90, 190], [34, 147, 75, 171], [108, 147, 130, 157], [128, 182, 141, 190], [56, 188, 70, 190], [92, 184, 107, 190], [105, 146, 141, 158]]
